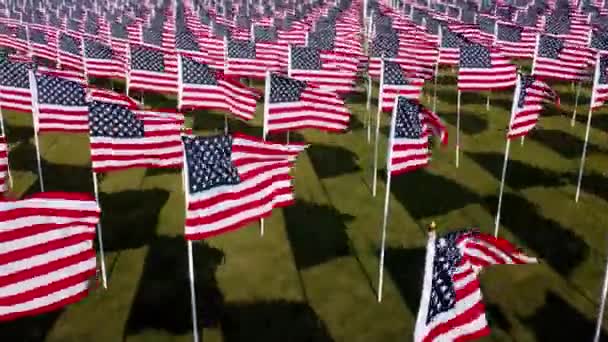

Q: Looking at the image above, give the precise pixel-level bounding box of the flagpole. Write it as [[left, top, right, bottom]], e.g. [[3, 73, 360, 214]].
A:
[[455, 90, 461, 168], [594, 234, 608, 342], [377, 96, 399, 303], [575, 53, 601, 202], [182, 148, 200, 342], [372, 58, 385, 197], [494, 74, 521, 236], [91, 171, 108, 289], [28, 71, 44, 192], [260, 70, 272, 236], [432, 42, 440, 114], [0, 105, 12, 190], [570, 81, 582, 126], [367, 75, 373, 143]]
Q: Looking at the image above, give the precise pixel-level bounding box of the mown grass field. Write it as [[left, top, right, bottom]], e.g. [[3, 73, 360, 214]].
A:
[[1, 70, 608, 342]]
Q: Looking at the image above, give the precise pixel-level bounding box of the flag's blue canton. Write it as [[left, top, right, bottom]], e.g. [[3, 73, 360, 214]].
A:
[[426, 231, 466, 324], [228, 40, 256, 59], [517, 75, 535, 108], [371, 33, 398, 58], [461, 8, 477, 24], [384, 61, 409, 85], [374, 15, 393, 34], [67, 18, 81, 32], [497, 23, 522, 42], [0, 24, 12, 36], [448, 6, 460, 18], [254, 26, 276, 42], [29, 28, 47, 44], [545, 13, 570, 35], [213, 23, 231, 38], [0, 60, 29, 88], [434, 3, 447, 13], [592, 32, 608, 51], [600, 55, 608, 85], [88, 101, 144, 138], [236, 14, 250, 28], [111, 22, 128, 39], [143, 28, 163, 47], [14, 26, 27, 40], [394, 97, 422, 139], [478, 15, 496, 34], [85, 17, 99, 35], [182, 57, 217, 85], [85, 39, 114, 59], [308, 29, 335, 50], [496, 6, 515, 20], [59, 33, 82, 56], [270, 74, 306, 103], [442, 30, 465, 48], [131, 46, 164, 71], [426, 18, 441, 35], [274, 16, 292, 30], [48, 13, 62, 28], [176, 30, 200, 51], [538, 35, 563, 59], [460, 43, 491, 68], [292, 47, 321, 70], [37, 74, 87, 105], [183, 134, 240, 194], [412, 8, 427, 25]]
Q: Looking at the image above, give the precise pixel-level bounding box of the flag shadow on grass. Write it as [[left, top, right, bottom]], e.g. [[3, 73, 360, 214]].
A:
[[0, 310, 63, 342], [99, 189, 170, 252], [483, 193, 588, 277], [572, 112, 608, 134], [383, 246, 426, 314], [467, 151, 567, 190], [568, 172, 608, 204], [387, 169, 481, 220], [520, 291, 608, 341], [124, 236, 225, 337], [191, 110, 264, 137], [283, 201, 354, 270], [220, 300, 335, 342], [307, 144, 361, 179], [529, 128, 606, 159], [441, 112, 488, 135]]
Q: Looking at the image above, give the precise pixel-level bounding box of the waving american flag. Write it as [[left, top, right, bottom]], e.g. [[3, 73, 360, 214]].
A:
[[34, 73, 89, 133], [458, 43, 517, 91], [58, 31, 85, 72], [414, 229, 537, 342], [226, 39, 282, 79], [507, 75, 560, 139], [592, 53, 608, 110], [84, 39, 126, 79], [380, 61, 425, 113], [533, 34, 595, 81], [0, 59, 32, 113], [128, 45, 177, 94], [289, 46, 358, 93]]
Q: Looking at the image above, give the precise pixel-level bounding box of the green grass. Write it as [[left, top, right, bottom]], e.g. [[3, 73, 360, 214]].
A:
[[2, 72, 608, 342]]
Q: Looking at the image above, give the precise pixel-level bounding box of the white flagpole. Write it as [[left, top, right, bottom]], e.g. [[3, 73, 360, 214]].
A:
[[91, 171, 108, 288], [28, 71, 44, 192], [575, 53, 601, 202], [366, 75, 373, 143], [0, 105, 12, 190], [177, 54, 184, 111], [594, 236, 608, 342], [432, 27, 441, 114], [372, 58, 385, 197], [182, 147, 200, 342], [455, 90, 461, 168], [570, 81, 582, 126], [494, 74, 521, 237], [531, 34, 539, 76], [260, 70, 272, 236], [377, 96, 399, 303]]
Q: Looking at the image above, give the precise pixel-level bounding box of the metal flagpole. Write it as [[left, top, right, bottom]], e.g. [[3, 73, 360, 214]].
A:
[[486, 93, 490, 111], [575, 53, 601, 202], [182, 148, 200, 342], [494, 74, 521, 237], [260, 70, 272, 235], [570, 81, 582, 126], [455, 90, 461, 168], [372, 58, 385, 197], [28, 71, 44, 191], [432, 54, 440, 114], [367, 75, 373, 143], [0, 105, 12, 190], [594, 235, 608, 342], [91, 172, 108, 288], [377, 96, 399, 303]]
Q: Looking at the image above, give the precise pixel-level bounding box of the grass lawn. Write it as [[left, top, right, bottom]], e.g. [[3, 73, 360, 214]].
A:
[[1, 71, 608, 342]]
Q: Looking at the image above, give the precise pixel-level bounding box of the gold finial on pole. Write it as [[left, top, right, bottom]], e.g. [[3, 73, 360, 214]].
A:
[[428, 221, 437, 232]]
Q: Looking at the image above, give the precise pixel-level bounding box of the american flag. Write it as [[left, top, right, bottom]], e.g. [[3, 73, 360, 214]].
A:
[[533, 34, 594, 81], [183, 133, 307, 240], [476, 14, 497, 45], [591, 31, 608, 52], [369, 32, 439, 80], [34, 73, 89, 133], [84, 39, 125, 79], [88, 100, 183, 172], [0, 23, 28, 53], [458, 43, 517, 91], [387, 97, 447, 175], [0, 59, 32, 113], [592, 53, 608, 109], [128, 45, 177, 94], [495, 22, 537, 59], [380, 61, 425, 113], [254, 26, 289, 69], [86, 87, 140, 108], [265, 73, 350, 134], [178, 55, 258, 120], [544, 12, 591, 46], [28, 27, 58, 61], [507, 75, 559, 139], [58, 31, 85, 72], [439, 28, 467, 66], [414, 229, 537, 342], [226, 39, 282, 79], [0, 125, 6, 193], [289, 46, 358, 93], [0, 192, 100, 322]]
